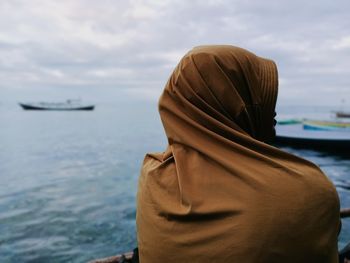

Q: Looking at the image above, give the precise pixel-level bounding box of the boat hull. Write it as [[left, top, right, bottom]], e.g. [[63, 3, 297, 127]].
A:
[[275, 123, 350, 152], [301, 119, 350, 132], [303, 124, 350, 132], [19, 103, 94, 111], [275, 133, 350, 150]]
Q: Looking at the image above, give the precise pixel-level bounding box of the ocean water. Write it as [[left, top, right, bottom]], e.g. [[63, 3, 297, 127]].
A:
[[0, 101, 350, 262]]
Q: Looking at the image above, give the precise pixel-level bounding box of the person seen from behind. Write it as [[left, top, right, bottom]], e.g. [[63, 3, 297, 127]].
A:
[[136, 45, 341, 263]]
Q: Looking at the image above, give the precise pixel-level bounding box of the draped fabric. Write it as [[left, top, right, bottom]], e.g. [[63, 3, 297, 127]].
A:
[[136, 45, 340, 263]]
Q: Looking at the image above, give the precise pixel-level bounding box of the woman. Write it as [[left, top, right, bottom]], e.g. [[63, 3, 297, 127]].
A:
[[136, 45, 340, 262]]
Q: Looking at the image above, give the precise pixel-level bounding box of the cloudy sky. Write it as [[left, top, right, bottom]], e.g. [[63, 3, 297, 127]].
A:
[[1, 0, 350, 106]]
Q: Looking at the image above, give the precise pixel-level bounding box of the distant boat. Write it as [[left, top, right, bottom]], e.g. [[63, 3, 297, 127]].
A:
[[336, 111, 350, 118], [19, 100, 94, 111], [303, 119, 350, 132], [277, 119, 303, 125]]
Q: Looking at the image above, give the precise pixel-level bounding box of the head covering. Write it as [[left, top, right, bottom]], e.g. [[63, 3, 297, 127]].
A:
[[137, 45, 340, 263]]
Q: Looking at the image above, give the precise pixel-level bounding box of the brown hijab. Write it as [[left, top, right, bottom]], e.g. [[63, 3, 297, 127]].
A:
[[137, 45, 340, 263]]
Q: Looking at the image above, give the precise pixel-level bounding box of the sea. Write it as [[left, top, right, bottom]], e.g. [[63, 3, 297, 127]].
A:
[[1, 99, 350, 262]]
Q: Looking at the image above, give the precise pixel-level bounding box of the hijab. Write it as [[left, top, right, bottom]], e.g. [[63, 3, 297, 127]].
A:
[[137, 45, 340, 263]]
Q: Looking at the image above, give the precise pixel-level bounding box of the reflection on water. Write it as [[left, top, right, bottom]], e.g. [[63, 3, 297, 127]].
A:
[[0, 103, 349, 262]]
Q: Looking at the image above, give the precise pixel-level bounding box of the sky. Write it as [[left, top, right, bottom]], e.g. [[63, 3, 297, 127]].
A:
[[1, 0, 350, 106]]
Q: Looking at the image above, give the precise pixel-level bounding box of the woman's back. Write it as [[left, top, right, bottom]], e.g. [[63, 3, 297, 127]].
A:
[[136, 45, 340, 263]]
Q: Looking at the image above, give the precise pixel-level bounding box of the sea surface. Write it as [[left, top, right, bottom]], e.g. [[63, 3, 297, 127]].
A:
[[1, 101, 350, 262]]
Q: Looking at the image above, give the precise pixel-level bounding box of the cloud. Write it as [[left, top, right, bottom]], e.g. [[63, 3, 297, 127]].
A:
[[0, 0, 350, 105], [331, 36, 350, 50]]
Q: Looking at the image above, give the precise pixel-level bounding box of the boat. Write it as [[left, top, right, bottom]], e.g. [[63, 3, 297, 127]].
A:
[[277, 119, 303, 125], [303, 120, 350, 132], [336, 111, 350, 118], [19, 100, 94, 111], [275, 122, 350, 151]]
